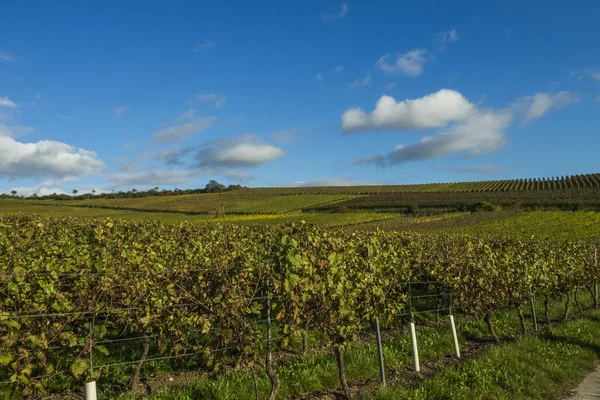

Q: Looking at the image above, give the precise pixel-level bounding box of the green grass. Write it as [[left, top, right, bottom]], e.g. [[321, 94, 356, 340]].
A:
[[456, 210, 600, 239], [367, 313, 600, 400]]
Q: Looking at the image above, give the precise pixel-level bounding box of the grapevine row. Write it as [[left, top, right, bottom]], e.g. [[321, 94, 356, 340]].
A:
[[0, 215, 598, 397]]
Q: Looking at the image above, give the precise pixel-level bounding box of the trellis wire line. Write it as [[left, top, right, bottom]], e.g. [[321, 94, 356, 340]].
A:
[[409, 293, 454, 300], [0, 373, 56, 385], [6, 307, 142, 319], [5, 317, 275, 353], [95, 335, 159, 345], [0, 264, 264, 279], [7, 296, 281, 319], [95, 336, 284, 369], [399, 281, 443, 286], [394, 305, 465, 318]]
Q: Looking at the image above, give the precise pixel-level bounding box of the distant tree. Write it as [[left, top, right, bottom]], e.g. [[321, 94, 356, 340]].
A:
[[72, 189, 78, 195], [10, 190, 17, 197], [92, 190, 96, 195], [205, 180, 226, 193]]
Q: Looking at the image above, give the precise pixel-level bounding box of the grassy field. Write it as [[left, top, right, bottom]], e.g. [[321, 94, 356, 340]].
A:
[[19, 193, 361, 214], [0, 199, 398, 227], [455, 210, 600, 239]]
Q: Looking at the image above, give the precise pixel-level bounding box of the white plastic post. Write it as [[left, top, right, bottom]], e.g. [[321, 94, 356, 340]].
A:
[[409, 322, 420, 372], [449, 315, 461, 358], [85, 381, 97, 400]]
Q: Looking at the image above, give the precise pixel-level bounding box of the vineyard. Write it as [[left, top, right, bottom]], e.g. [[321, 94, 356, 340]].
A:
[[1, 215, 599, 399]]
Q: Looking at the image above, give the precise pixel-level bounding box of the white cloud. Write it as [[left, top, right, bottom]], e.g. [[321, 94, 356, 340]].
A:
[[516, 91, 579, 122], [0, 51, 15, 63], [349, 74, 371, 89], [0, 125, 105, 179], [436, 29, 460, 43], [592, 72, 600, 81], [196, 135, 285, 167], [342, 89, 475, 133], [0, 97, 17, 108], [111, 105, 129, 116], [222, 169, 254, 181], [376, 49, 427, 76], [193, 40, 215, 52], [322, 2, 349, 21], [354, 110, 512, 166], [109, 169, 194, 187], [197, 93, 227, 108], [315, 73, 323, 81], [152, 117, 216, 144], [118, 162, 136, 172], [332, 66, 345, 74], [176, 109, 197, 122], [151, 147, 195, 165], [5, 185, 67, 197]]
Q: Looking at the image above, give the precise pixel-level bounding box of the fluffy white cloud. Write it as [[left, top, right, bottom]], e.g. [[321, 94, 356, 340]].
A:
[[518, 91, 579, 122], [152, 117, 216, 144], [109, 169, 194, 187], [0, 97, 17, 108], [436, 29, 460, 43], [332, 66, 345, 74], [322, 2, 348, 21], [197, 93, 227, 108], [342, 89, 475, 133], [111, 105, 129, 116], [196, 135, 285, 167], [376, 49, 427, 76], [354, 111, 512, 166], [0, 125, 105, 179]]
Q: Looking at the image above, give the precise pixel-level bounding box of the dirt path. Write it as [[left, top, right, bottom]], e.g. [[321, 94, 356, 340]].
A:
[[566, 365, 600, 399]]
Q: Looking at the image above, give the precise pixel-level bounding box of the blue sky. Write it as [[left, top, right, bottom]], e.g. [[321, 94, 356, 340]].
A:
[[1, 0, 599, 195]]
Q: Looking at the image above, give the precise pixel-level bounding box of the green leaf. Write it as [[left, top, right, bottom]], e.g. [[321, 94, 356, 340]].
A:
[[0, 353, 13, 366], [71, 359, 88, 377]]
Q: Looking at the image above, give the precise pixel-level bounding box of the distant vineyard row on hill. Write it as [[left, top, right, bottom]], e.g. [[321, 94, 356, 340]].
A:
[[268, 173, 600, 195]]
